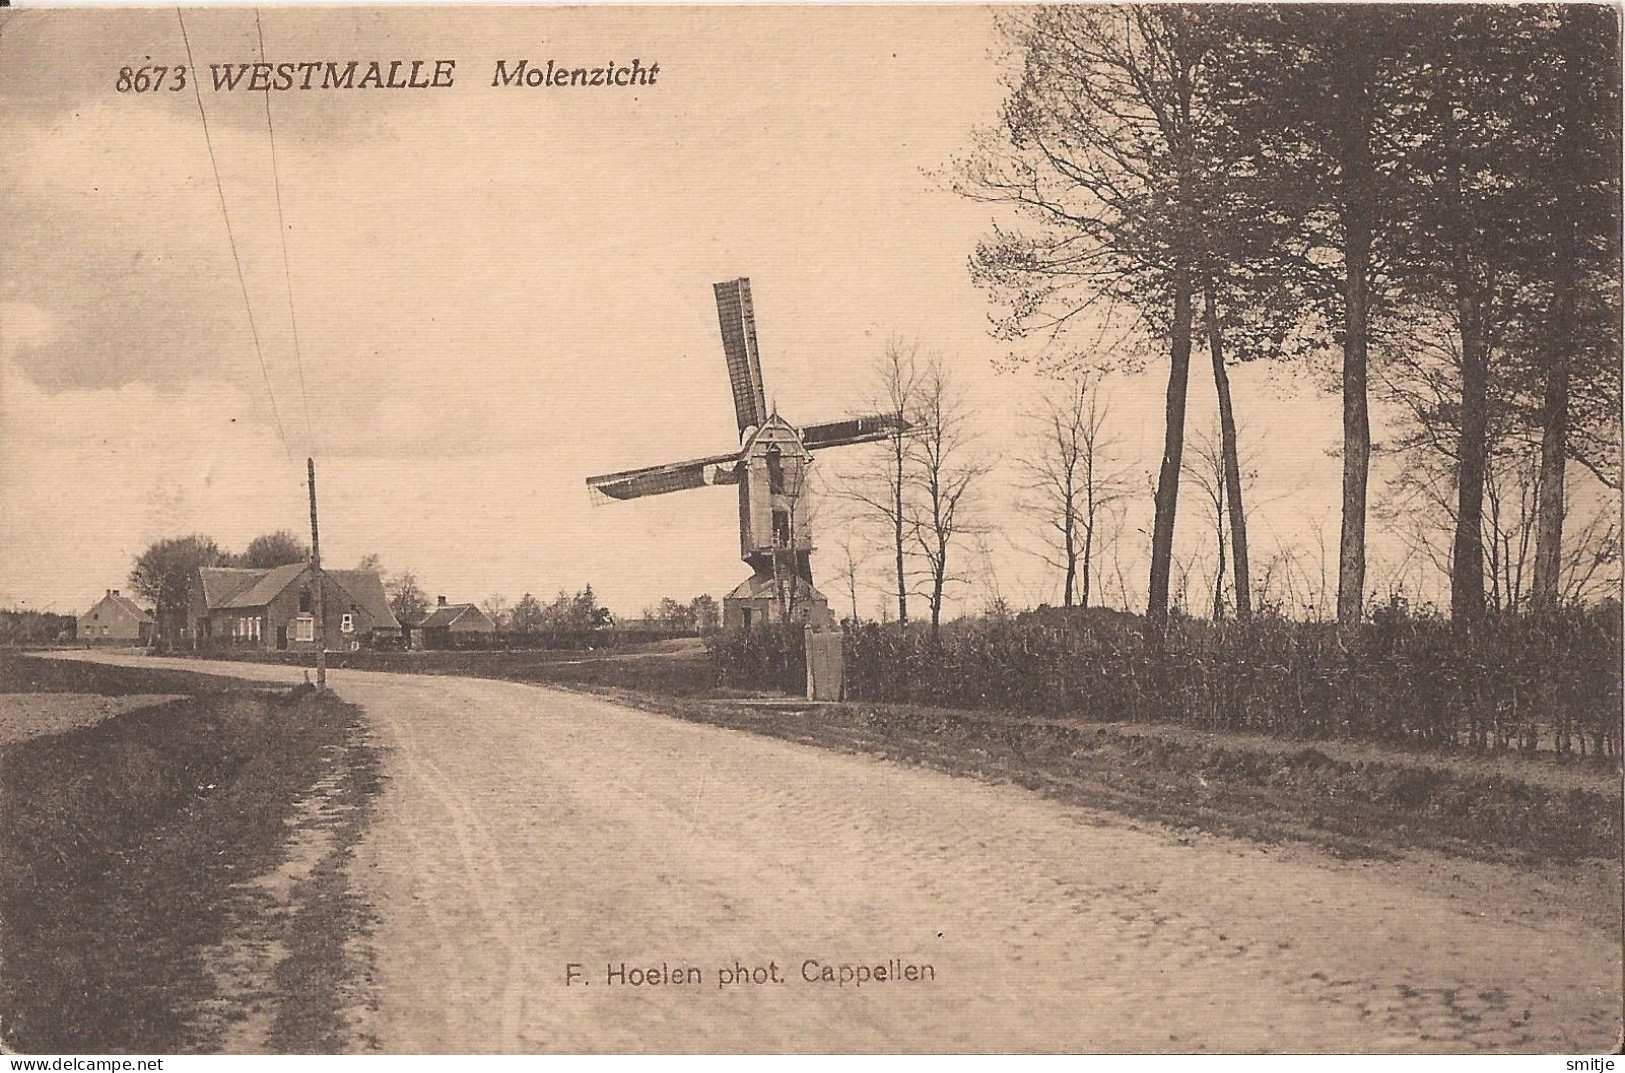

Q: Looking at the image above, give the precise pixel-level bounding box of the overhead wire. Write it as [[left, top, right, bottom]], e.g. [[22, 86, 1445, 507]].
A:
[[176, 7, 292, 461], [255, 8, 316, 455]]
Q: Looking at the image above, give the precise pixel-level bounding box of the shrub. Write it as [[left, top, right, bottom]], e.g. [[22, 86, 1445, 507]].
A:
[[705, 622, 807, 695], [712, 607, 1622, 758]]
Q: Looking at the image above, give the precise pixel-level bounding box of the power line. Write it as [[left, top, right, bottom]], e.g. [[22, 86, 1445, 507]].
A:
[[176, 8, 292, 460], [255, 8, 315, 453]]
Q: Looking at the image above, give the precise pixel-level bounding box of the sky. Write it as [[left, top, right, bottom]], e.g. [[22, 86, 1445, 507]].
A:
[[0, 5, 1576, 621]]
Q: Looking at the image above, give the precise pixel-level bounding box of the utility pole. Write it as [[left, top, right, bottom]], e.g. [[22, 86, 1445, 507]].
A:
[[307, 457, 327, 694]]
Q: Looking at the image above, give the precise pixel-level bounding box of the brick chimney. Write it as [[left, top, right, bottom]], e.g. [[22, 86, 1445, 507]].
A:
[[437, 595, 448, 607]]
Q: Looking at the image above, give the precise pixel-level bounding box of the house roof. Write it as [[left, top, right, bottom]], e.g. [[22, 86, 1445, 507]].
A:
[[83, 591, 153, 622], [109, 593, 155, 622], [197, 567, 271, 607], [197, 564, 399, 630], [219, 563, 309, 609], [414, 602, 491, 630], [725, 574, 821, 601], [326, 570, 400, 629]]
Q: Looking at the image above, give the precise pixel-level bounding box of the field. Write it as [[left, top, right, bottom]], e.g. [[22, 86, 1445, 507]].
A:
[[206, 638, 723, 696], [0, 652, 380, 1053]]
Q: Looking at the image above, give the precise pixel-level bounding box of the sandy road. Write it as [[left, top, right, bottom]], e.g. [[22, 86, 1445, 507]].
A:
[[48, 652, 1622, 1053]]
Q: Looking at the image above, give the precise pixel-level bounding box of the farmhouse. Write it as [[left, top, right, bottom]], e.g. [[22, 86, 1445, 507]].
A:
[[78, 589, 154, 645], [188, 564, 399, 652], [408, 596, 497, 649]]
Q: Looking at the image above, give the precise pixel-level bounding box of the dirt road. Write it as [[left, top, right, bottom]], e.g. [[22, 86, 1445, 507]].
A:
[[49, 652, 1623, 1053]]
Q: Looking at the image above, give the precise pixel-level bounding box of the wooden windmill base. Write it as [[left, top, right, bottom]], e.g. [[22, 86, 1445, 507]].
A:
[[723, 570, 834, 630]]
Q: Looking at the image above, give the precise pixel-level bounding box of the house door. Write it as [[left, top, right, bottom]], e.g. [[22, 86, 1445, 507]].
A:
[[277, 626, 288, 650]]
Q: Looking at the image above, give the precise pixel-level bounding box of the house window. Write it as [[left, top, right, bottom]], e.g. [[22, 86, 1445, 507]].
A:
[[772, 509, 791, 546], [252, 617, 261, 641], [299, 591, 312, 613], [294, 614, 314, 642], [341, 613, 354, 634]]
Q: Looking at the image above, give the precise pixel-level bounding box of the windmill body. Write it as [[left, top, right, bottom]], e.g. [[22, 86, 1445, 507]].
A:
[[586, 278, 906, 630]]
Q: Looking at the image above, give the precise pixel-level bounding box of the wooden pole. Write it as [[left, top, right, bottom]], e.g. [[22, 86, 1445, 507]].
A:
[[307, 457, 327, 693]]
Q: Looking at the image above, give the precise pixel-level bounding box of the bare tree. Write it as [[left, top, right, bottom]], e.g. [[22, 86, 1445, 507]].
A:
[[907, 356, 996, 639], [972, 534, 1014, 620], [957, 8, 1223, 637], [1558, 503, 1622, 605], [834, 339, 921, 627], [1183, 424, 1232, 620], [1305, 511, 1334, 620], [386, 569, 429, 625], [1171, 552, 1196, 617], [1014, 377, 1135, 609], [481, 594, 512, 631], [1183, 419, 1264, 620], [1380, 433, 1621, 614], [828, 531, 872, 624], [1372, 291, 1624, 613]]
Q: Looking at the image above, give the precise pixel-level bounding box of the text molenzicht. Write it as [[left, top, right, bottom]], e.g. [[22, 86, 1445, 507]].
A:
[[491, 59, 660, 88], [208, 60, 457, 92]]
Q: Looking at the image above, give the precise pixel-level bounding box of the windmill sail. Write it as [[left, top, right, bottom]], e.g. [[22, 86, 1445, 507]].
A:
[[714, 277, 768, 435], [586, 450, 741, 501], [799, 411, 910, 451]]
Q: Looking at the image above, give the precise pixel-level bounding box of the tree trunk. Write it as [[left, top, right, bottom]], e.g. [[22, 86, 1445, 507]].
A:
[[1081, 489, 1094, 610], [1336, 51, 1373, 627], [1147, 262, 1194, 637], [1337, 226, 1372, 624], [1452, 284, 1491, 622], [1205, 276, 1252, 621], [930, 532, 946, 641], [1533, 13, 1583, 608], [892, 433, 909, 628], [1063, 500, 1078, 608], [1532, 321, 1571, 606]]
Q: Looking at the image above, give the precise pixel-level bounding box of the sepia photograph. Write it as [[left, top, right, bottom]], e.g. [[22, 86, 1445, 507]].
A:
[[0, 1, 1620, 1057]]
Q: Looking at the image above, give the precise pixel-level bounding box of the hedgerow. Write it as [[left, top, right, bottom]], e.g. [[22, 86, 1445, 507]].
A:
[[708, 606, 1622, 758]]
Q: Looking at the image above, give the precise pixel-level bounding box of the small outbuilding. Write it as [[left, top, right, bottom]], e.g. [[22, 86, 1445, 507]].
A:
[[408, 597, 497, 649]]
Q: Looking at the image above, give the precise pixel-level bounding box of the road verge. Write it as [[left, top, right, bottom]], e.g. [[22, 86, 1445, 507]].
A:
[[0, 655, 381, 1053]]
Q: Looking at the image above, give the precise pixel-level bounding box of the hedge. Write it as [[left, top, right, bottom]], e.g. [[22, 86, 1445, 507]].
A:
[[707, 607, 1622, 758]]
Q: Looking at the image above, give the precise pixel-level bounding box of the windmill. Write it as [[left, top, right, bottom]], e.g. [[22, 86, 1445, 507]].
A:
[[586, 278, 908, 629]]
